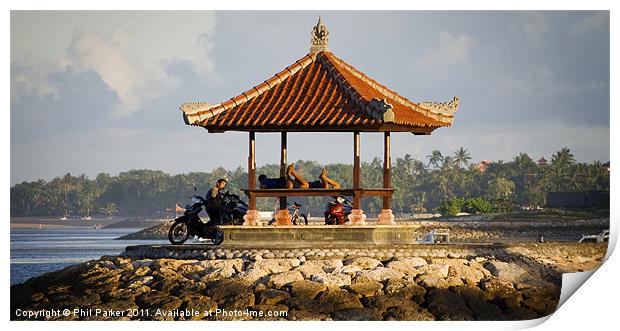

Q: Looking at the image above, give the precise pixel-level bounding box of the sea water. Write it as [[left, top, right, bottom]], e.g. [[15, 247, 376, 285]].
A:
[[10, 228, 167, 285]]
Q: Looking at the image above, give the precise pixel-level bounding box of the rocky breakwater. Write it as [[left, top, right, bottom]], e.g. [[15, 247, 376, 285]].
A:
[[11, 243, 606, 321]]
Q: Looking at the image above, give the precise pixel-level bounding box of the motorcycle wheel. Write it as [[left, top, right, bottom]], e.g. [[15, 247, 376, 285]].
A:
[[300, 214, 308, 225], [325, 216, 337, 225], [168, 220, 190, 245]]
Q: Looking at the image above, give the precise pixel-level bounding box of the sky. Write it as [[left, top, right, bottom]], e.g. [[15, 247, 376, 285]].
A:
[[10, 11, 610, 185]]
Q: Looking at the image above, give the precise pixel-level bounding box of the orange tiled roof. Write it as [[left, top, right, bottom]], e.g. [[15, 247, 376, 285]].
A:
[[181, 51, 456, 133]]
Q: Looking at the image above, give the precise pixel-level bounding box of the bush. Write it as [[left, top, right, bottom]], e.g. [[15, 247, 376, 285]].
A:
[[463, 197, 492, 214], [438, 197, 491, 215]]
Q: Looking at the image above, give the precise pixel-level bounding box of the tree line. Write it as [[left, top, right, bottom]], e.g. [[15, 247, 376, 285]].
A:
[[10, 147, 609, 218]]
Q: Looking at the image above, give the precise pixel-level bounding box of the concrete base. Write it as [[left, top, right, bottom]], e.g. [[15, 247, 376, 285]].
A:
[[242, 209, 261, 226], [219, 224, 419, 246], [347, 209, 367, 225], [274, 209, 292, 226], [377, 209, 396, 225]]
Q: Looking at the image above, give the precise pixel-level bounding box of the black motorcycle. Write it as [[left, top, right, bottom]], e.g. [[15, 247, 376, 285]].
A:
[[167, 188, 248, 245]]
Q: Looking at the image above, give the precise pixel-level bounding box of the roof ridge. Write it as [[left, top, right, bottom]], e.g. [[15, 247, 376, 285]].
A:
[[181, 53, 317, 125], [317, 52, 394, 123], [321, 52, 454, 125]]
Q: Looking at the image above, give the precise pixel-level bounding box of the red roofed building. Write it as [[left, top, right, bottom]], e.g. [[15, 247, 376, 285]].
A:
[[180, 18, 459, 226], [538, 157, 548, 167]]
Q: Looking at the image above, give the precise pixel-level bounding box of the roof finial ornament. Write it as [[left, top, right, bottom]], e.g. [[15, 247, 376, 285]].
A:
[[310, 16, 329, 53]]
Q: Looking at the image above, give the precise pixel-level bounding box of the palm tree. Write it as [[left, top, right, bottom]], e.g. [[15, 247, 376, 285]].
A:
[[427, 150, 443, 169], [514, 153, 535, 174], [453, 147, 472, 169]]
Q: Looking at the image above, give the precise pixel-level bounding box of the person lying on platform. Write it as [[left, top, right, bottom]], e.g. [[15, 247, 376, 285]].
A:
[[258, 164, 341, 189]]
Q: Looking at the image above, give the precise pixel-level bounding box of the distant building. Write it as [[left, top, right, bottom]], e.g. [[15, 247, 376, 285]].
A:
[[475, 160, 492, 172], [537, 157, 548, 167], [547, 191, 609, 208]]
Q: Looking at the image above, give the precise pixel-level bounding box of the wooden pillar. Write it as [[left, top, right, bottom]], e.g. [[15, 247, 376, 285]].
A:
[[383, 131, 391, 209], [378, 131, 395, 225], [352, 131, 361, 208], [348, 131, 367, 224], [243, 131, 260, 225], [248, 131, 256, 208], [279, 132, 288, 209], [274, 132, 292, 225]]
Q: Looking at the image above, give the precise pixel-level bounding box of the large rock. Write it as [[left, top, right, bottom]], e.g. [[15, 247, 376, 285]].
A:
[[234, 268, 269, 286], [384, 278, 426, 303], [257, 288, 291, 305], [179, 294, 218, 320], [331, 308, 383, 321], [346, 281, 383, 297], [386, 258, 426, 276], [252, 259, 301, 274], [383, 303, 435, 321], [480, 277, 523, 310], [353, 267, 404, 283], [483, 260, 536, 284], [288, 280, 327, 299], [268, 271, 304, 288], [316, 288, 364, 310], [426, 288, 474, 321], [330, 264, 363, 275], [416, 273, 450, 289], [206, 279, 253, 301], [452, 284, 503, 320], [343, 257, 383, 270], [311, 273, 352, 287], [417, 264, 450, 278], [193, 259, 244, 274]]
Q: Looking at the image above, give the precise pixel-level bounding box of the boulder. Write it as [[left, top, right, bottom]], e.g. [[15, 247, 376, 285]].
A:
[[384, 278, 426, 303], [331, 308, 383, 321], [316, 288, 364, 310], [288, 280, 327, 299], [343, 257, 383, 269], [426, 288, 474, 321], [483, 260, 537, 284], [480, 277, 523, 310], [252, 258, 301, 274], [452, 284, 503, 320], [311, 273, 352, 287], [234, 268, 269, 286], [346, 281, 383, 297], [257, 288, 291, 305], [268, 271, 304, 288], [353, 267, 404, 283]]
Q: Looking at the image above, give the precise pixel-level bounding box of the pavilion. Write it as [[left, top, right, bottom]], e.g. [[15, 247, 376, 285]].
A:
[[180, 18, 458, 226]]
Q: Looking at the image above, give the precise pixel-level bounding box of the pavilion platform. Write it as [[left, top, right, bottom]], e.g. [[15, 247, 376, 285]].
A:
[[217, 224, 420, 247]]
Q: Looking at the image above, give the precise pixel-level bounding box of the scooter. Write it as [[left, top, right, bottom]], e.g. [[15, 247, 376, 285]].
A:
[[324, 196, 353, 225], [168, 187, 248, 245]]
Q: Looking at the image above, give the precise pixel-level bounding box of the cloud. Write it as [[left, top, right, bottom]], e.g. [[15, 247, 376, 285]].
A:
[[11, 13, 218, 118], [523, 12, 547, 43], [11, 61, 59, 101], [493, 65, 608, 97], [419, 32, 473, 67], [572, 12, 609, 34]]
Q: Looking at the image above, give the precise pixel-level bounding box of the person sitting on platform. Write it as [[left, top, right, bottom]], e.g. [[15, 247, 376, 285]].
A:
[[258, 164, 341, 189]]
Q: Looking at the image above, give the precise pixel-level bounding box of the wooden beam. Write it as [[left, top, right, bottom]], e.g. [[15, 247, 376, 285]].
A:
[[353, 131, 361, 209], [248, 131, 256, 210], [279, 132, 288, 210], [383, 131, 392, 209]]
